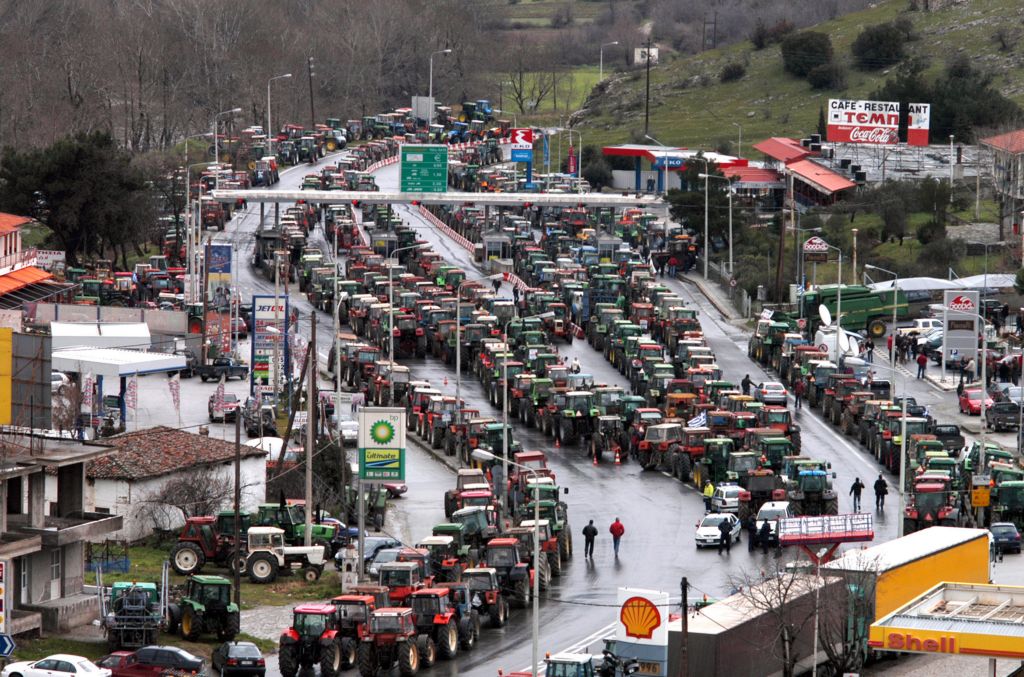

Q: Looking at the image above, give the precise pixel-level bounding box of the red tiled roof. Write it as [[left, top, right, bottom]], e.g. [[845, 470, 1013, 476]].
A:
[[724, 167, 785, 187], [0, 266, 51, 295], [787, 159, 856, 195], [87, 426, 267, 480], [981, 130, 1024, 154], [0, 213, 31, 234], [752, 137, 811, 164]]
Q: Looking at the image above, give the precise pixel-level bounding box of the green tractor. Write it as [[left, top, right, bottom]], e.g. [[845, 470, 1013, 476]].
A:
[[97, 563, 168, 651], [531, 490, 573, 563], [694, 437, 734, 488], [167, 575, 240, 641], [255, 503, 337, 551], [992, 480, 1024, 531], [555, 391, 597, 446]]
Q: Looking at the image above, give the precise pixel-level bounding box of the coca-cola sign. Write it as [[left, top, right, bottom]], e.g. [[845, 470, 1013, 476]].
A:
[[948, 295, 975, 312], [848, 127, 899, 144], [828, 98, 900, 146]]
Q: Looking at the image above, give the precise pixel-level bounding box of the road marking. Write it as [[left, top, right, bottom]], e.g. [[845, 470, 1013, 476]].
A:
[[518, 621, 618, 674]]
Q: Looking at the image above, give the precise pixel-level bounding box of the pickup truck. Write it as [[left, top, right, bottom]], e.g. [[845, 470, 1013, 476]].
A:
[[985, 401, 1021, 432], [931, 424, 965, 453], [896, 318, 943, 337], [197, 357, 249, 382]]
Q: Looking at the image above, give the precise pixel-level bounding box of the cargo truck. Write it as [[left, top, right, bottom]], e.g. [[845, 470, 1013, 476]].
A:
[[667, 526, 991, 676]]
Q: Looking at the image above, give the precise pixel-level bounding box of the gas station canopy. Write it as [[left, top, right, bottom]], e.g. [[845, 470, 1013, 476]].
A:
[[52, 348, 185, 380], [869, 582, 1024, 660]]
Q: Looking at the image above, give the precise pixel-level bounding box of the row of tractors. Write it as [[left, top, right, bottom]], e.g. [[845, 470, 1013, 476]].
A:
[[746, 316, 1023, 534]]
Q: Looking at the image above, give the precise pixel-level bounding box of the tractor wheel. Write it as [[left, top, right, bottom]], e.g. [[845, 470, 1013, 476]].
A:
[[320, 640, 342, 677], [219, 612, 240, 641], [459, 616, 476, 650], [357, 642, 379, 677], [903, 518, 916, 536], [558, 531, 571, 562], [675, 449, 692, 481], [302, 565, 321, 582], [181, 606, 201, 641], [824, 499, 839, 516], [170, 542, 205, 576], [247, 553, 280, 584], [105, 630, 121, 653], [397, 640, 420, 676], [550, 550, 562, 577], [437, 618, 459, 659], [340, 637, 358, 669], [165, 604, 180, 635], [280, 643, 300, 677], [868, 319, 887, 338], [416, 635, 437, 668], [513, 578, 529, 608], [490, 598, 508, 627], [228, 553, 248, 576], [326, 140, 338, 152], [538, 561, 550, 590]]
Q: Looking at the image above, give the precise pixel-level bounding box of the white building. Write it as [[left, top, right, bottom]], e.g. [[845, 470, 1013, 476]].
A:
[[48, 426, 267, 542]]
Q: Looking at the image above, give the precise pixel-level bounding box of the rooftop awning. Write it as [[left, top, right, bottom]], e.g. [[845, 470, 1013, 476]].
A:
[[724, 166, 785, 189], [0, 266, 51, 295], [787, 159, 856, 195], [752, 137, 811, 164], [52, 347, 184, 379], [51, 322, 151, 351], [868, 277, 963, 292]]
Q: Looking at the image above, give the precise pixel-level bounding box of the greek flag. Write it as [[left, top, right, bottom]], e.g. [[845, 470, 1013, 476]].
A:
[[687, 411, 707, 428]]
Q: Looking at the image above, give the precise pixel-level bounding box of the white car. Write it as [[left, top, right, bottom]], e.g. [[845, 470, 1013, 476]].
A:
[[2, 655, 111, 677], [340, 420, 359, 446], [755, 381, 788, 405], [755, 501, 794, 547], [51, 371, 70, 394], [695, 513, 741, 548], [711, 484, 742, 513]]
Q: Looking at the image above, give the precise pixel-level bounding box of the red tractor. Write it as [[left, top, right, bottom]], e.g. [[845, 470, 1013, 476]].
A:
[[279, 604, 345, 677], [482, 538, 533, 608], [169, 514, 250, 576], [460, 567, 509, 628], [330, 586, 390, 670], [408, 588, 462, 665], [378, 561, 426, 605], [356, 608, 421, 677]]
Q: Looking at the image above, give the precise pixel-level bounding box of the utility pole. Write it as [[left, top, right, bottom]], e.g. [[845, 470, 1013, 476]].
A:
[[200, 239, 210, 364], [644, 37, 652, 137], [304, 312, 316, 547], [233, 414, 241, 607], [678, 577, 688, 677], [307, 57, 316, 129]]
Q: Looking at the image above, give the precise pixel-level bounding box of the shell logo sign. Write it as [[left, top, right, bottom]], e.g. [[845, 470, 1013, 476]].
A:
[[616, 588, 670, 646], [620, 596, 662, 640], [948, 295, 975, 312]]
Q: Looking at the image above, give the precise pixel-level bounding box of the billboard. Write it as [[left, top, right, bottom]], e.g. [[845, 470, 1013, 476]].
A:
[[942, 290, 979, 371], [250, 295, 290, 396], [358, 407, 406, 481], [634, 47, 659, 64], [616, 587, 670, 646], [907, 103, 931, 147], [510, 128, 534, 163], [827, 99, 900, 145], [207, 244, 232, 303]]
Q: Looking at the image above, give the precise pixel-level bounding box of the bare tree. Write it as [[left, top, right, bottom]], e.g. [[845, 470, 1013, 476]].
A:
[[815, 553, 883, 674], [136, 472, 245, 532]]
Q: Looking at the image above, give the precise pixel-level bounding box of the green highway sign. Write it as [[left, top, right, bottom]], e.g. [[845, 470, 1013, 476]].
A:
[[400, 144, 448, 193]]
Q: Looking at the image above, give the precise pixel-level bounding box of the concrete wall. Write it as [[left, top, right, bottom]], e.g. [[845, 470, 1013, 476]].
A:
[[32, 304, 187, 335], [86, 456, 266, 542], [12, 332, 51, 429]]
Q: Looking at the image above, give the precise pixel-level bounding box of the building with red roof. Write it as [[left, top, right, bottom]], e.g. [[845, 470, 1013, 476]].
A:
[[981, 130, 1024, 211], [752, 137, 855, 206]]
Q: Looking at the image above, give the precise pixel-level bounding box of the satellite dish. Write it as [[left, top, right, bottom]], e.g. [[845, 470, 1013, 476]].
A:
[[838, 329, 851, 353], [818, 305, 832, 327]]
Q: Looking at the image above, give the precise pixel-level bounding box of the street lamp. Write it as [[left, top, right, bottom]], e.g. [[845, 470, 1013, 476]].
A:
[[732, 122, 743, 157], [213, 107, 242, 190], [428, 49, 452, 113], [561, 128, 583, 190], [182, 133, 210, 304], [599, 41, 619, 81], [502, 312, 554, 515], [865, 361, 909, 536], [471, 448, 540, 677], [863, 264, 899, 363], [455, 274, 504, 416], [949, 134, 955, 203], [266, 73, 292, 156], [968, 241, 998, 299], [699, 173, 734, 278], [388, 244, 430, 402]]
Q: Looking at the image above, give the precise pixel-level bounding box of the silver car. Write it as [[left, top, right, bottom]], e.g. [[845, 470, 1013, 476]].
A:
[[755, 381, 788, 405], [711, 484, 742, 513]]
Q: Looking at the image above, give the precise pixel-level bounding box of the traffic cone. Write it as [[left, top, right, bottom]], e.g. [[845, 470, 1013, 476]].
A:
[[615, 448, 622, 465], [593, 451, 599, 466], [554, 437, 560, 449], [443, 376, 448, 386]]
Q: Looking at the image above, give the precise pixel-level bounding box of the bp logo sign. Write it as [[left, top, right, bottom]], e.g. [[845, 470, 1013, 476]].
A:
[[358, 408, 406, 481], [370, 420, 395, 445]]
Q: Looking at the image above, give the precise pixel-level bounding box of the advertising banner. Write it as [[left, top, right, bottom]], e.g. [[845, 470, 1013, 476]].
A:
[[207, 244, 232, 304], [358, 407, 406, 481], [827, 99, 900, 145], [942, 290, 979, 371], [616, 587, 670, 646], [907, 103, 931, 147], [250, 295, 290, 396], [206, 311, 231, 356]]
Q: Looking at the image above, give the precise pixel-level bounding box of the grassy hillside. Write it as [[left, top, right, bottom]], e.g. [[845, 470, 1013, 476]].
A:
[[573, 0, 1024, 150]]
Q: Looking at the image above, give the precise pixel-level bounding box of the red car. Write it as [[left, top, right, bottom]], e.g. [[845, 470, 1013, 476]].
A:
[[958, 388, 994, 415], [97, 647, 204, 677]]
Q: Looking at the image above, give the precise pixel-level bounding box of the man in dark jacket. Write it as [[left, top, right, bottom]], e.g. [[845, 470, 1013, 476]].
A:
[[717, 518, 733, 554], [582, 520, 598, 558], [874, 474, 888, 510], [849, 477, 865, 512], [758, 521, 773, 554]]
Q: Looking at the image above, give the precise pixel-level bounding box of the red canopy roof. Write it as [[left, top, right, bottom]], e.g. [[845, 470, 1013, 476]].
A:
[[752, 137, 811, 164], [724, 166, 785, 188], [981, 130, 1024, 155], [787, 159, 855, 195], [0, 213, 31, 234]]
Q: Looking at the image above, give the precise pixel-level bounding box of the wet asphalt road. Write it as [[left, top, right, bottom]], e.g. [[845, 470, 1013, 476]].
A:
[[212, 155, 909, 677]]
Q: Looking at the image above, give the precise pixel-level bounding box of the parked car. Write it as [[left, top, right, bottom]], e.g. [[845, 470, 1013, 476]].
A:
[[754, 381, 788, 405], [4, 655, 112, 677], [339, 419, 358, 445], [985, 401, 1021, 432], [173, 349, 198, 378], [230, 317, 249, 340], [755, 501, 793, 548], [208, 393, 241, 422], [51, 370, 70, 394], [211, 641, 265, 677], [334, 535, 402, 571], [367, 546, 402, 577], [895, 318, 942, 337], [990, 522, 1022, 554], [97, 646, 204, 677], [383, 482, 408, 498], [711, 484, 742, 514], [694, 513, 741, 548], [959, 388, 994, 416], [196, 357, 248, 382]]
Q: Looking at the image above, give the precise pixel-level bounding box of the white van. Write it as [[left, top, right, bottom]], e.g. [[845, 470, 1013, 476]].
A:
[[813, 327, 863, 360]]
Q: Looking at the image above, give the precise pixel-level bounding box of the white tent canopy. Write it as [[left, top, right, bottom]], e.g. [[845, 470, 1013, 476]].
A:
[[867, 277, 961, 292], [52, 347, 184, 379], [51, 322, 151, 351], [955, 273, 1016, 289]]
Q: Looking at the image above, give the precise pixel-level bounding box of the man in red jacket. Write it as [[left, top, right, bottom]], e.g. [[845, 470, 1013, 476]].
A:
[[609, 517, 625, 557]]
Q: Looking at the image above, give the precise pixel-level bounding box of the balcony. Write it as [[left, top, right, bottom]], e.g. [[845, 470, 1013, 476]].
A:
[[0, 248, 38, 277], [9, 512, 123, 547]]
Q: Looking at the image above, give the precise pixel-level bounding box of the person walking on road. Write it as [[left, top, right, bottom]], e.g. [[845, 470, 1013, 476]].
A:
[[582, 520, 598, 558], [717, 518, 733, 554], [865, 337, 875, 363], [492, 278, 502, 294], [850, 477, 865, 512], [874, 474, 888, 510], [702, 481, 715, 512], [793, 379, 805, 410], [745, 515, 758, 551], [916, 352, 928, 379], [758, 521, 773, 555], [609, 518, 625, 557], [741, 374, 752, 396]]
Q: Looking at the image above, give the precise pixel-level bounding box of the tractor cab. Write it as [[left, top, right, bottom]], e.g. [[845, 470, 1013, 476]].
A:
[[378, 561, 424, 604]]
